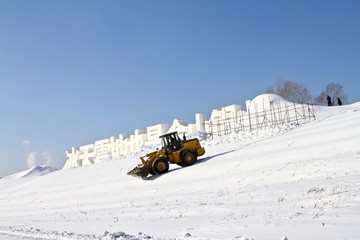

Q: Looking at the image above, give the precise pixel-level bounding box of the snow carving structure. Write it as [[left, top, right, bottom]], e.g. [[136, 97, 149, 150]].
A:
[[63, 94, 315, 168]]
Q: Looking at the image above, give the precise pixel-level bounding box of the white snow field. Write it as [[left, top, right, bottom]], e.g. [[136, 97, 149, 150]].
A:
[[1, 99, 360, 240]]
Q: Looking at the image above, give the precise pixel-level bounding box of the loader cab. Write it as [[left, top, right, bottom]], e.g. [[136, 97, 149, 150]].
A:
[[160, 132, 182, 154]]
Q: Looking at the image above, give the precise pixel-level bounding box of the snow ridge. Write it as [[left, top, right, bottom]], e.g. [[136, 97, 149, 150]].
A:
[[2, 165, 58, 180]]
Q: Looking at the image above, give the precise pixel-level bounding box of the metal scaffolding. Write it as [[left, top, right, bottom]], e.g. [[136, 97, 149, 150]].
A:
[[206, 101, 315, 138]]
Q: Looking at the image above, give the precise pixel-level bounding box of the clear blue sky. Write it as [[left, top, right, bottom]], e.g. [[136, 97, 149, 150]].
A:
[[1, 0, 359, 177]]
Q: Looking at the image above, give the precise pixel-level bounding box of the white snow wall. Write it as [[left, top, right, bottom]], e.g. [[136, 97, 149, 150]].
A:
[[63, 94, 315, 169]]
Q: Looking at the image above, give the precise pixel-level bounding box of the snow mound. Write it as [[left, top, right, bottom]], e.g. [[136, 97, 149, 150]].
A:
[[246, 93, 295, 112], [3, 165, 58, 180], [22, 165, 58, 178], [252, 93, 289, 105], [0, 227, 154, 240]]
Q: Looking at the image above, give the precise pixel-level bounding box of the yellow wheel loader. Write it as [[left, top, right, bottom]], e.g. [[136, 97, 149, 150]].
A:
[[127, 132, 205, 179]]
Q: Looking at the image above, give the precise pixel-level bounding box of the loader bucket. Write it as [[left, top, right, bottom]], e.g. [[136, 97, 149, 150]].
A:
[[127, 164, 151, 179]]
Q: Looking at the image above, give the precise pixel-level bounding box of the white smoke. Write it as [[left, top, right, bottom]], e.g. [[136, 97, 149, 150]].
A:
[[42, 151, 55, 166], [22, 140, 57, 169], [26, 152, 37, 168], [22, 140, 30, 148]]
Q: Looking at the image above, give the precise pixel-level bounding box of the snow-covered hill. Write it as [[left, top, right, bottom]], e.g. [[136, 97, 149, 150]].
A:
[[2, 165, 58, 180], [0, 101, 359, 240]]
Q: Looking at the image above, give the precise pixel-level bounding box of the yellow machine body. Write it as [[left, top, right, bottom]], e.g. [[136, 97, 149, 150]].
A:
[[127, 132, 205, 179]]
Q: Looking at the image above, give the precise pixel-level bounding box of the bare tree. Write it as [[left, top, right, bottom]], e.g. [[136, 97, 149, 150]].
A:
[[267, 80, 312, 103], [292, 82, 312, 104], [314, 82, 348, 106], [313, 92, 328, 106]]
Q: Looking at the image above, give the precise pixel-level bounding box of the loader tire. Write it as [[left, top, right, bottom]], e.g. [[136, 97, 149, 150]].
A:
[[152, 158, 169, 175], [181, 151, 197, 166]]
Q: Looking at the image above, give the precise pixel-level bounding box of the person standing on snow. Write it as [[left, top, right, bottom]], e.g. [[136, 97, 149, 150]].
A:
[[337, 97, 342, 106], [327, 95, 332, 106]]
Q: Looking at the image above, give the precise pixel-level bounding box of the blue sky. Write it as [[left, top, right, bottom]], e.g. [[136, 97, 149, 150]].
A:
[[1, 0, 359, 177]]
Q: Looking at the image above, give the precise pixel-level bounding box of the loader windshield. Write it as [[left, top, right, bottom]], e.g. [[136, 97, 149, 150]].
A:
[[160, 132, 182, 154]]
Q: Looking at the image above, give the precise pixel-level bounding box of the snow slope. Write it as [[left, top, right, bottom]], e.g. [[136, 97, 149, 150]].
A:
[[0, 103, 360, 240], [2, 165, 58, 180]]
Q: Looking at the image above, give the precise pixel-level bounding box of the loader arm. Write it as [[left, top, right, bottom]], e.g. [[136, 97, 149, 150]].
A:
[[127, 150, 161, 179]]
